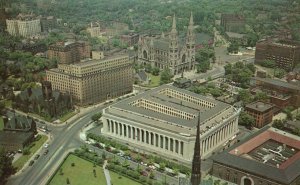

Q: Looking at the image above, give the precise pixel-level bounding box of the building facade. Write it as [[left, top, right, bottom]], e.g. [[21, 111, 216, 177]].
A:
[[120, 33, 139, 47], [255, 39, 300, 71], [138, 14, 195, 75], [101, 85, 240, 163], [6, 14, 41, 38], [87, 22, 102, 37], [47, 41, 91, 64], [245, 101, 274, 128], [46, 55, 133, 106], [220, 14, 245, 33]]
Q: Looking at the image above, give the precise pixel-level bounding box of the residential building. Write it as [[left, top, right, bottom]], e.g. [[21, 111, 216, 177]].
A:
[[39, 16, 56, 32], [120, 33, 139, 47], [255, 39, 300, 71], [212, 127, 300, 185], [101, 84, 241, 163], [138, 13, 195, 75], [245, 101, 274, 128], [47, 41, 91, 64], [220, 14, 245, 33], [6, 14, 41, 38], [0, 114, 37, 151], [14, 81, 73, 118], [250, 77, 300, 109], [46, 55, 133, 106]]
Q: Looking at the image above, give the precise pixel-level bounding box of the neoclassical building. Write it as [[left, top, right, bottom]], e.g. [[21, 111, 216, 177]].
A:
[[101, 85, 240, 163], [138, 14, 195, 75]]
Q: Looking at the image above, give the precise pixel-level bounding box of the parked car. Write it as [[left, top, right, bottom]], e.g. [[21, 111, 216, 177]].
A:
[[29, 160, 34, 166], [44, 150, 49, 155], [34, 154, 40, 160]]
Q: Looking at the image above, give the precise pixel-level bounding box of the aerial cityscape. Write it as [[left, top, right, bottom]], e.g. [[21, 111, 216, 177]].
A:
[[0, 0, 300, 185]]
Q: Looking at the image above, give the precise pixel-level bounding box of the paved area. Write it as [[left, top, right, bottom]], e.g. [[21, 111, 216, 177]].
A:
[[103, 160, 111, 185]]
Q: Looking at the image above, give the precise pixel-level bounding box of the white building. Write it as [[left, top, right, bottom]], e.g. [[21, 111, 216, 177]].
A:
[[102, 85, 240, 163], [6, 15, 41, 38]]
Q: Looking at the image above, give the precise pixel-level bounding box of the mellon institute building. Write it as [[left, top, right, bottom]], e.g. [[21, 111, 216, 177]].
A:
[[101, 85, 240, 163]]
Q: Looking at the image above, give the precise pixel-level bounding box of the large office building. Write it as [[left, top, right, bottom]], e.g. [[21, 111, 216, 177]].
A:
[[255, 39, 300, 71], [6, 14, 41, 38], [220, 14, 245, 33], [138, 13, 195, 75], [47, 41, 91, 64], [101, 85, 240, 163], [46, 55, 133, 106], [212, 127, 300, 185]]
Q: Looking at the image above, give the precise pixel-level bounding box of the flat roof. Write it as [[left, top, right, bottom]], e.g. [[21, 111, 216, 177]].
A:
[[105, 85, 235, 134], [245, 101, 273, 112], [212, 127, 300, 184], [253, 77, 300, 91]]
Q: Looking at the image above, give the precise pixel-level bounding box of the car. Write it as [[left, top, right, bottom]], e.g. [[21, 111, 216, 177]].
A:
[[29, 160, 34, 166], [34, 154, 40, 160], [44, 150, 49, 155], [44, 143, 49, 148]]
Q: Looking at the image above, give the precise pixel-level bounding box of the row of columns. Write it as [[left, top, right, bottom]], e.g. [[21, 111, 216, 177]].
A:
[[201, 118, 237, 155], [106, 119, 184, 156]]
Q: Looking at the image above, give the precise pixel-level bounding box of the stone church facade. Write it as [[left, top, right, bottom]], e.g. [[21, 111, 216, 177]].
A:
[[138, 13, 195, 75]]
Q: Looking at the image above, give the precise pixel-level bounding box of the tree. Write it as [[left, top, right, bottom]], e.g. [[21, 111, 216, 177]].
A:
[[91, 112, 102, 122], [260, 60, 276, 68], [152, 67, 160, 76], [0, 147, 14, 184], [197, 60, 210, 73], [160, 68, 173, 85], [149, 171, 155, 179], [237, 89, 253, 104], [145, 64, 152, 73], [273, 119, 285, 130], [274, 68, 286, 79], [22, 147, 30, 155], [238, 112, 255, 129], [159, 162, 166, 172], [227, 42, 239, 53]]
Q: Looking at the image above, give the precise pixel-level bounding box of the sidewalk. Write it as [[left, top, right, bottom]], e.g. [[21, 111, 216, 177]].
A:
[[103, 160, 111, 185]]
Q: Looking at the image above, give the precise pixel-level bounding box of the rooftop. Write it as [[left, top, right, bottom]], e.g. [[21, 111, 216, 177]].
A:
[[212, 127, 300, 184], [253, 77, 300, 91], [0, 131, 33, 145], [105, 85, 236, 135], [245, 101, 274, 112]]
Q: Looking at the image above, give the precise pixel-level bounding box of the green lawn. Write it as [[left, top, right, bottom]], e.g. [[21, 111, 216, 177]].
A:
[[59, 111, 77, 122], [0, 117, 3, 131], [48, 154, 106, 185], [142, 73, 161, 88], [109, 171, 141, 185], [13, 135, 48, 170]]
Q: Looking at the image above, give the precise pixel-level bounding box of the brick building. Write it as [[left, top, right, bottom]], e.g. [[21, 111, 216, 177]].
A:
[[220, 14, 245, 33], [47, 41, 90, 64], [212, 127, 300, 185], [245, 101, 274, 128], [255, 39, 300, 71], [250, 77, 300, 109], [120, 33, 139, 47]]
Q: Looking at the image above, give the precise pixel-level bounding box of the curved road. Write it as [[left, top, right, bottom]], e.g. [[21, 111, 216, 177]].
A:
[[7, 104, 108, 185]]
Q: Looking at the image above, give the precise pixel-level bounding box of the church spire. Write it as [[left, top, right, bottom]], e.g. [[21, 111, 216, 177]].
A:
[[189, 12, 194, 27], [172, 14, 176, 30], [191, 112, 201, 185]]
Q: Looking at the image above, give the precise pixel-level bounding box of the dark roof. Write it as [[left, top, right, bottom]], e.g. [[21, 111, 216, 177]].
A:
[[245, 101, 274, 112], [211, 126, 300, 184], [4, 113, 35, 131], [0, 131, 33, 145], [137, 70, 148, 81], [253, 77, 300, 91], [18, 87, 61, 102]]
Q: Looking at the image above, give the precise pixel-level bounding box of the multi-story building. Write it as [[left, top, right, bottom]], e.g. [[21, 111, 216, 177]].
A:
[[47, 41, 91, 64], [245, 101, 274, 128], [250, 77, 300, 109], [39, 16, 56, 32], [255, 39, 300, 71], [220, 14, 245, 33], [212, 127, 300, 185], [120, 33, 139, 47], [138, 13, 195, 75], [101, 85, 241, 163], [46, 55, 133, 106], [6, 14, 41, 38]]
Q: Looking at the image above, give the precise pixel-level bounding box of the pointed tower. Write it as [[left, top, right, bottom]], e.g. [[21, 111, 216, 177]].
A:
[[191, 112, 201, 185], [186, 12, 196, 70], [169, 14, 179, 74]]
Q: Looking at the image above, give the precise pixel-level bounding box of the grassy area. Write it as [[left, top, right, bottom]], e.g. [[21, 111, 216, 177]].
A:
[[109, 171, 141, 185], [28, 113, 52, 122], [0, 117, 3, 130], [59, 111, 77, 122], [141, 73, 161, 88], [13, 135, 48, 170], [4, 100, 12, 108], [48, 154, 106, 185]]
